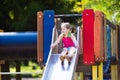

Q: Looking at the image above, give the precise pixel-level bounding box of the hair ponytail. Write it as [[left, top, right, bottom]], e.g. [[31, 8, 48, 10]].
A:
[[71, 27, 75, 33]]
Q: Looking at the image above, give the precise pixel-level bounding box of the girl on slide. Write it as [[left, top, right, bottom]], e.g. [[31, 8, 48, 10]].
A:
[[51, 22, 78, 64]]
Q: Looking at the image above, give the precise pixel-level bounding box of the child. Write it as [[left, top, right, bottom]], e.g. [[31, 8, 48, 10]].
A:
[[51, 22, 78, 64]]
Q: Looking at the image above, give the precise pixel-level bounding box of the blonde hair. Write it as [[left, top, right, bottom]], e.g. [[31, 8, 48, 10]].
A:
[[61, 22, 75, 33], [61, 22, 71, 30]]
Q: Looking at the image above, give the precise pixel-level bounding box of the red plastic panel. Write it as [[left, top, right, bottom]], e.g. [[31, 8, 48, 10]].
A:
[[83, 9, 95, 65]]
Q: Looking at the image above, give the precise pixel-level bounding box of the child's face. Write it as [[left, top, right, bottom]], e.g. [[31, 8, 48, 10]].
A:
[[61, 26, 69, 34]]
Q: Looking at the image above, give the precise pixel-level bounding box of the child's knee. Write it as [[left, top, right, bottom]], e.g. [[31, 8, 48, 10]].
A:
[[68, 52, 74, 57], [63, 48, 67, 52], [61, 52, 66, 55], [61, 49, 67, 55], [69, 48, 76, 53]]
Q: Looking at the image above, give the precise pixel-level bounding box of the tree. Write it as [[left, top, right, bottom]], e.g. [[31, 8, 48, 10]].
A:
[[0, 0, 76, 31], [84, 0, 120, 25]]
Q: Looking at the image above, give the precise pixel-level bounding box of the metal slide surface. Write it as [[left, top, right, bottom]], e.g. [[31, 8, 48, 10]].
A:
[[42, 53, 79, 80], [42, 27, 80, 80]]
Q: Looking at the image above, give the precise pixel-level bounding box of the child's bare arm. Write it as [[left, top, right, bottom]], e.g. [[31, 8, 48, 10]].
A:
[[71, 34, 79, 47], [51, 34, 63, 48]]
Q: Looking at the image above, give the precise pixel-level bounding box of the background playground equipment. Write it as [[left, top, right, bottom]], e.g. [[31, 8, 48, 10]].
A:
[[0, 9, 119, 80], [37, 9, 120, 80]]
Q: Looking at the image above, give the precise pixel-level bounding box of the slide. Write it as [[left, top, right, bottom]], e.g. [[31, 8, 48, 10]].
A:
[[42, 27, 80, 80]]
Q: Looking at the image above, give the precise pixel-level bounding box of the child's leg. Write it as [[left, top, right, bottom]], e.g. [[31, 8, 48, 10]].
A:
[[68, 47, 76, 57], [60, 48, 67, 62], [66, 47, 76, 62]]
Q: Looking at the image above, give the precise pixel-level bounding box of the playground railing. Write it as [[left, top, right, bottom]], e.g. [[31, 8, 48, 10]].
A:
[[42, 27, 56, 79]]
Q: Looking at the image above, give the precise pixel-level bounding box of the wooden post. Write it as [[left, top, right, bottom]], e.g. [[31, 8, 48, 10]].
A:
[[37, 11, 43, 63], [1, 61, 10, 80], [74, 72, 78, 80], [80, 72, 84, 80], [111, 29, 114, 57], [92, 65, 97, 80], [118, 65, 120, 80], [111, 65, 118, 80], [0, 60, 5, 80], [98, 62, 103, 80], [94, 10, 105, 62], [16, 61, 21, 80], [0, 30, 4, 80], [116, 26, 119, 60], [118, 26, 120, 60]]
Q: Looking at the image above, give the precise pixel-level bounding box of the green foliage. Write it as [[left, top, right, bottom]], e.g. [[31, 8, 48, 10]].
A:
[[10, 61, 43, 78], [1, 0, 119, 31], [0, 0, 76, 31], [84, 0, 120, 25]]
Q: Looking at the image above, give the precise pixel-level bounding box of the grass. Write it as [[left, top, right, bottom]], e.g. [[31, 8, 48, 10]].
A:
[[10, 61, 43, 78]]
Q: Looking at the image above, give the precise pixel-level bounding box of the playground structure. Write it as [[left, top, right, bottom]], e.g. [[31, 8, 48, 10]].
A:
[[37, 9, 120, 80], [0, 9, 119, 80]]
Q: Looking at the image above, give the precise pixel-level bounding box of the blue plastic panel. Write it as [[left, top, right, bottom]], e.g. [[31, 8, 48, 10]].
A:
[[106, 25, 111, 59], [43, 10, 54, 64], [103, 25, 111, 73]]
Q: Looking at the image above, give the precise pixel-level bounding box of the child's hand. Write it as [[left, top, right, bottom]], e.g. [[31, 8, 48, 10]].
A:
[[51, 44, 55, 48], [75, 44, 79, 48]]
